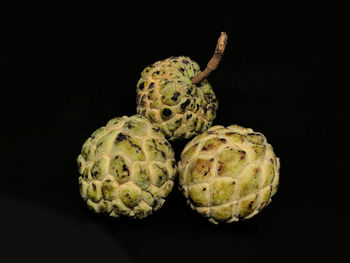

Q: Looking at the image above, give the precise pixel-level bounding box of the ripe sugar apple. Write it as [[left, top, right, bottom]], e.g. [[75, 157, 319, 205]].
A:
[[178, 124, 280, 224], [136, 32, 228, 141], [136, 56, 218, 141], [77, 115, 177, 219]]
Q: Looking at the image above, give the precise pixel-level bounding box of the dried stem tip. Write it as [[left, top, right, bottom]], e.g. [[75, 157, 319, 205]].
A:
[[191, 32, 228, 85]]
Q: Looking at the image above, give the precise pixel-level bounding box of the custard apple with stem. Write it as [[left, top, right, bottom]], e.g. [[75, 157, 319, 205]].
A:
[[136, 32, 228, 141]]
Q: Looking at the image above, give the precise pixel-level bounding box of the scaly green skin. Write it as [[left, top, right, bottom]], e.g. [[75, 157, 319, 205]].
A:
[[178, 124, 280, 224], [77, 115, 177, 219], [136, 56, 218, 141]]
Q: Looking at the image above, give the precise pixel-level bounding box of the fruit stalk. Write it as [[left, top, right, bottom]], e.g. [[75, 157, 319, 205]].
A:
[[191, 32, 228, 85]]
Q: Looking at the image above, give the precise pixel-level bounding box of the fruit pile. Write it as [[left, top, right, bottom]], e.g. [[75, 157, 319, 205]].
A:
[[77, 32, 280, 224]]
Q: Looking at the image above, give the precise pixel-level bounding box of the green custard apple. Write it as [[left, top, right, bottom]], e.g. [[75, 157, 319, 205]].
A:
[[77, 115, 177, 219], [136, 32, 228, 141], [136, 56, 218, 141], [178, 124, 280, 224]]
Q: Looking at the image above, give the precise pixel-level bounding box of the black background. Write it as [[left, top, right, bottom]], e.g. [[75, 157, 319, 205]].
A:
[[1, 2, 347, 262]]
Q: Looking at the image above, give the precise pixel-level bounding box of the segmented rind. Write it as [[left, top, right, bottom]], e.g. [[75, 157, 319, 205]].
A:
[[77, 115, 177, 219], [178, 124, 280, 224], [136, 56, 218, 141]]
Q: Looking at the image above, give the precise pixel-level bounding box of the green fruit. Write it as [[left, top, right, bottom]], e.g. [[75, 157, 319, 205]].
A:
[[136, 56, 218, 141], [77, 115, 177, 219], [178, 124, 280, 224]]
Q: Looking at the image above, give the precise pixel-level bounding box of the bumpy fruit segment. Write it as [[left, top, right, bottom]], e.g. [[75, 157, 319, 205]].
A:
[[77, 115, 177, 219], [136, 56, 218, 141], [178, 124, 280, 224]]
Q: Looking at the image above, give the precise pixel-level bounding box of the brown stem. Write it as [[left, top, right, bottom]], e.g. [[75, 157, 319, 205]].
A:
[[191, 32, 228, 85]]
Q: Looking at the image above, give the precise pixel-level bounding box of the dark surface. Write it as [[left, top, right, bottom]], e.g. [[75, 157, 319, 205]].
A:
[[1, 3, 347, 262]]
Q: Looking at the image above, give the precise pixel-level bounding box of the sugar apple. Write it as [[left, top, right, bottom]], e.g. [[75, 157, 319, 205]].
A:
[[77, 115, 177, 219], [178, 124, 280, 224], [135, 32, 228, 141], [136, 56, 218, 141]]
